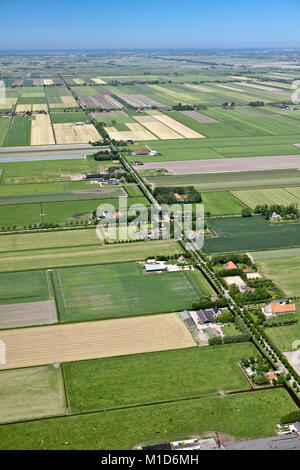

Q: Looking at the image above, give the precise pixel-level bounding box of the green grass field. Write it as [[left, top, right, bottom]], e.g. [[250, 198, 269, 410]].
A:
[[265, 308, 300, 352], [42, 196, 149, 224], [0, 389, 296, 449], [0, 195, 148, 227], [256, 255, 300, 297], [0, 239, 183, 272], [63, 343, 260, 413], [0, 270, 51, 305], [0, 202, 42, 227], [204, 216, 300, 253], [53, 262, 203, 322], [0, 117, 11, 146], [0, 366, 66, 424], [189, 269, 214, 296], [0, 229, 99, 253], [201, 191, 246, 215], [5, 116, 32, 147], [50, 112, 89, 124]]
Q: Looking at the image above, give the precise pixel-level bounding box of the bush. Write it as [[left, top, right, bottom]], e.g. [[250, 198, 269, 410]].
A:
[[208, 336, 222, 346]]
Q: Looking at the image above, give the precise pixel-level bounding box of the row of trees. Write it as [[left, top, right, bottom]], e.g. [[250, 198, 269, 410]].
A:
[[255, 203, 299, 219]]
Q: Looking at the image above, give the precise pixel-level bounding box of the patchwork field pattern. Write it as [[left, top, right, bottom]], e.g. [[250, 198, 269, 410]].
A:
[[0, 313, 195, 370]]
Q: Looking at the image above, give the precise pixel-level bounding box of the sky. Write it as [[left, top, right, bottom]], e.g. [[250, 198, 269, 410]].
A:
[[1, 0, 300, 50]]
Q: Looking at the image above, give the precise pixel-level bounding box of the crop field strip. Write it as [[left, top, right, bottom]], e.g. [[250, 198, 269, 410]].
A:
[[0, 313, 195, 370], [0, 239, 183, 272]]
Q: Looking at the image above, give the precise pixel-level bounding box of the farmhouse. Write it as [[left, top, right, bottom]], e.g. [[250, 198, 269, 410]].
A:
[[270, 211, 281, 221], [262, 300, 296, 318], [224, 261, 238, 270]]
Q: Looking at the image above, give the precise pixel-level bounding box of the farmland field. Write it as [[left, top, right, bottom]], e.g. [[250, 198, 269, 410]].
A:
[[0, 157, 113, 185], [0, 389, 296, 450], [255, 254, 300, 297], [0, 229, 100, 253], [0, 313, 195, 370], [204, 216, 300, 253], [64, 343, 260, 413], [0, 117, 11, 146], [52, 262, 204, 322], [146, 169, 300, 191], [201, 191, 246, 215], [0, 270, 51, 305], [0, 366, 66, 424], [0, 239, 183, 272], [232, 188, 300, 209], [5, 117, 32, 147], [50, 112, 89, 124]]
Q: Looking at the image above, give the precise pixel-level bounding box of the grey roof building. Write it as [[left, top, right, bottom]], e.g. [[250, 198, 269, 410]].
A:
[[197, 309, 215, 324]]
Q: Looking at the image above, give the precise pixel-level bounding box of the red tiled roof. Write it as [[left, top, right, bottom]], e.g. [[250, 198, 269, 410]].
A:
[[271, 303, 296, 314]]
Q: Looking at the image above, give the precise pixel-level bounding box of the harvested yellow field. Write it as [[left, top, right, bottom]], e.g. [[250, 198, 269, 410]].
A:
[[49, 103, 66, 109], [73, 78, 85, 84], [54, 123, 102, 144], [16, 104, 32, 113], [136, 119, 183, 139], [147, 112, 205, 139], [0, 313, 195, 370], [185, 84, 215, 93], [214, 84, 245, 92], [104, 124, 156, 141], [31, 113, 55, 145], [61, 95, 77, 107], [32, 103, 48, 112], [91, 78, 107, 84], [125, 122, 157, 139], [43, 79, 53, 86]]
